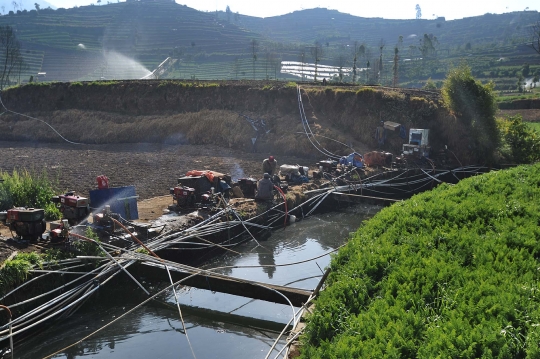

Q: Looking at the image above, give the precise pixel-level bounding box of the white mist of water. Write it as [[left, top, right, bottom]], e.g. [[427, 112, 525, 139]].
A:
[[77, 43, 86, 49], [101, 51, 152, 80], [230, 163, 246, 182], [525, 77, 539, 90]]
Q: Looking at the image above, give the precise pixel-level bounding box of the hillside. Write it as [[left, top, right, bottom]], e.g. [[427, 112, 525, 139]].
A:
[[0, 1, 261, 82], [0, 3, 538, 89], [236, 8, 538, 50], [0, 80, 484, 162]]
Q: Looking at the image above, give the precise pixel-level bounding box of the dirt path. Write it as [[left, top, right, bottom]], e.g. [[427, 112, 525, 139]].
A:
[[0, 141, 316, 200]]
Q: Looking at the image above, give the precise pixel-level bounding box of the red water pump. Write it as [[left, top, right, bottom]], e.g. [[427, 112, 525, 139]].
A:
[[170, 186, 196, 208], [52, 192, 90, 225], [0, 207, 46, 241], [49, 219, 70, 243]]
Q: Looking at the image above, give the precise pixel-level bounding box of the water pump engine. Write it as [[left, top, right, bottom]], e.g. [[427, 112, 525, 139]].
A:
[[49, 219, 70, 244], [0, 207, 46, 241], [52, 192, 90, 225], [170, 186, 196, 208]]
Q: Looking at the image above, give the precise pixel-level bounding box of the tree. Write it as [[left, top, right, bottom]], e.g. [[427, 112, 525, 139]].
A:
[[423, 77, 437, 90], [272, 54, 281, 80], [378, 39, 385, 84], [419, 33, 437, 59], [11, 1, 17, 11], [522, 63, 530, 77], [351, 41, 358, 84], [34, 2, 39, 10], [97, 0, 101, 5], [310, 41, 323, 82], [0, 25, 25, 90], [225, 5, 231, 23], [530, 18, 540, 55], [442, 64, 499, 163], [392, 47, 399, 87], [16, 55, 28, 84], [264, 50, 271, 79], [250, 39, 258, 79], [334, 52, 347, 83], [415, 4, 422, 19], [299, 50, 306, 81], [357, 43, 366, 83], [517, 74, 525, 93]]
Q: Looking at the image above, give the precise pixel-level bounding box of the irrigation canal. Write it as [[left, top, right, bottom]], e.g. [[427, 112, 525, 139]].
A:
[[15, 203, 383, 359]]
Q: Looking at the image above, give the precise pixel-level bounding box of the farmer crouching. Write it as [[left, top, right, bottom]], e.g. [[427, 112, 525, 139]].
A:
[[255, 173, 274, 202]]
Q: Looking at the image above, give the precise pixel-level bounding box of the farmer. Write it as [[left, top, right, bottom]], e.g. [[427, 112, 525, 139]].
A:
[[262, 156, 277, 176], [255, 173, 274, 201]]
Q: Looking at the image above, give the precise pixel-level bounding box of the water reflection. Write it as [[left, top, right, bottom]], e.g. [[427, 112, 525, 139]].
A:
[[16, 204, 382, 359], [258, 248, 276, 279]]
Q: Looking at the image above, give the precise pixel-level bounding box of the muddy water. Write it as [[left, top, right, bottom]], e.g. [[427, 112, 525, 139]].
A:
[[18, 204, 382, 359]]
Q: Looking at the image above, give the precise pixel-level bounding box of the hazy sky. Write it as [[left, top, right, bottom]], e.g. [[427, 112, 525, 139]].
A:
[[45, 0, 538, 20]]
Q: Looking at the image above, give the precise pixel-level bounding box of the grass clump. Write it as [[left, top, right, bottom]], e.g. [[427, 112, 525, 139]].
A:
[[285, 81, 297, 88], [135, 248, 149, 255], [0, 170, 61, 220], [0, 249, 76, 294], [87, 80, 119, 86], [300, 164, 540, 358], [72, 227, 104, 258], [0, 258, 34, 290]]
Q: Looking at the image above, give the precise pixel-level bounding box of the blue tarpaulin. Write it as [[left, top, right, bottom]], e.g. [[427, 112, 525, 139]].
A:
[[89, 186, 139, 220], [339, 153, 364, 168]]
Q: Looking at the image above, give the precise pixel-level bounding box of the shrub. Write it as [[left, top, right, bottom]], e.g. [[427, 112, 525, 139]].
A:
[[442, 64, 499, 163], [0, 258, 34, 290], [355, 87, 375, 96], [498, 115, 540, 163], [0, 170, 61, 220], [423, 77, 437, 90]]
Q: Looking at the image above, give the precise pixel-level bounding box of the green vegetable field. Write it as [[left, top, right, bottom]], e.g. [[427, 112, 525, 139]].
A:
[[301, 163, 540, 358]]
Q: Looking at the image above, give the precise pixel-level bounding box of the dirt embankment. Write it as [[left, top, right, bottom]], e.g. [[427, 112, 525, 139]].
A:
[[0, 81, 478, 163]]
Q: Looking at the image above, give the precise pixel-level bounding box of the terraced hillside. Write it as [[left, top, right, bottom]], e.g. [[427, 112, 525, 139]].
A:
[[0, 2, 262, 82], [0, 3, 539, 86], [236, 8, 540, 87], [236, 8, 539, 50]]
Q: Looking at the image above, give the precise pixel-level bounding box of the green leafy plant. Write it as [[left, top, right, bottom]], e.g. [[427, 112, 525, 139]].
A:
[[498, 115, 540, 163], [72, 227, 104, 257], [0, 170, 61, 220], [0, 259, 34, 290], [300, 164, 540, 358]]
